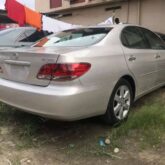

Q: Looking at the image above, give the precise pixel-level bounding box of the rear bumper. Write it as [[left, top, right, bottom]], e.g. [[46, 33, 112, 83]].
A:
[[0, 78, 107, 120]]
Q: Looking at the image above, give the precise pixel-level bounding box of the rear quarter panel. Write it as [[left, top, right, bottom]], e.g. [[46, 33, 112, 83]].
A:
[[56, 30, 132, 116]]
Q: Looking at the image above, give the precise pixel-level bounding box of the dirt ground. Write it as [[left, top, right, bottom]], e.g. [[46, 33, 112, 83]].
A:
[[1, 126, 165, 165], [0, 88, 165, 165]]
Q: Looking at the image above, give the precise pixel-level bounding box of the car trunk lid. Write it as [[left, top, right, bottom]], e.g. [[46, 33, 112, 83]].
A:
[[0, 47, 62, 86], [0, 46, 85, 86]]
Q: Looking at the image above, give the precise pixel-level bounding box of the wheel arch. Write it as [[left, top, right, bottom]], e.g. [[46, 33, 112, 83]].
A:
[[120, 75, 136, 100]]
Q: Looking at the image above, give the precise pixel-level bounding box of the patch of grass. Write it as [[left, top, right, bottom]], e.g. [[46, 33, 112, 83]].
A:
[[11, 157, 21, 165], [109, 101, 165, 148], [0, 103, 16, 125], [14, 115, 44, 149], [0, 103, 44, 149]]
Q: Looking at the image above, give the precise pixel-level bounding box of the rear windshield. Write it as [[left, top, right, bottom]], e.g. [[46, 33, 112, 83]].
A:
[[35, 28, 112, 47], [0, 28, 51, 47]]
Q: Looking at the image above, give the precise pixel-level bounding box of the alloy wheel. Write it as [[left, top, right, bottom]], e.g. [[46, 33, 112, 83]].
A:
[[113, 85, 131, 120]]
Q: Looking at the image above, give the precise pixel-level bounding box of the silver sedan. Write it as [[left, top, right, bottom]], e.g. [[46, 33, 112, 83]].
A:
[[0, 24, 164, 125]]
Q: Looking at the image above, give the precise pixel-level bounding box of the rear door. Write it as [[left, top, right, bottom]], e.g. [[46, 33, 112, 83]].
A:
[[141, 28, 165, 85], [121, 26, 157, 94]]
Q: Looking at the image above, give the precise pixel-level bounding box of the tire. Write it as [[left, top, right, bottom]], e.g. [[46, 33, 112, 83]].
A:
[[103, 78, 133, 125]]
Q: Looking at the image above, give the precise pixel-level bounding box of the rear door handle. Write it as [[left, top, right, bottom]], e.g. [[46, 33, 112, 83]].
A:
[[128, 56, 136, 61]]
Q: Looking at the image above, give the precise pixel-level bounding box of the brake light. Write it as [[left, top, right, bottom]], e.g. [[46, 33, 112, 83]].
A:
[[37, 63, 91, 81]]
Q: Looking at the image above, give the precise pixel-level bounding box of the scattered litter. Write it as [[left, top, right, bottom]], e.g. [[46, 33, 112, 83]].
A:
[[99, 137, 111, 146], [69, 144, 75, 148], [106, 159, 111, 163], [27, 160, 31, 163], [91, 151, 122, 159], [105, 138, 111, 145], [114, 148, 120, 153], [20, 158, 32, 164], [102, 151, 122, 159], [99, 137, 106, 147], [32, 138, 38, 142]]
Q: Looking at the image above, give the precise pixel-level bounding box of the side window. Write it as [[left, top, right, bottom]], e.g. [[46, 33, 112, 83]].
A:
[[141, 28, 165, 50], [121, 27, 149, 49]]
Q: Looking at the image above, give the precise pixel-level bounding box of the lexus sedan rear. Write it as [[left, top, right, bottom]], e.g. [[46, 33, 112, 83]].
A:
[[0, 24, 164, 125]]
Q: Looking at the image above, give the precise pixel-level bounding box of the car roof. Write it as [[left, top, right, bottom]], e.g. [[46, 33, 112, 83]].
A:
[[78, 24, 129, 28], [4, 27, 36, 30], [78, 24, 158, 30], [59, 24, 143, 31]]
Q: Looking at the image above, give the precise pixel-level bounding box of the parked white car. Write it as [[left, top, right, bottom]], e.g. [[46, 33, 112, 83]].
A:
[[0, 27, 50, 48]]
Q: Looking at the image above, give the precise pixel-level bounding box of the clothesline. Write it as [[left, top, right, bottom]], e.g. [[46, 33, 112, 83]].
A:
[[2, 0, 114, 33]]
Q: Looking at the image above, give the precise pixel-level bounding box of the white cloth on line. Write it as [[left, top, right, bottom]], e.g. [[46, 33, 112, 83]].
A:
[[42, 15, 79, 33], [99, 17, 114, 25], [0, 0, 6, 10]]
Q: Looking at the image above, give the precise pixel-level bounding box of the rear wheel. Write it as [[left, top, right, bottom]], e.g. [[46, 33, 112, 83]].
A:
[[103, 79, 133, 125]]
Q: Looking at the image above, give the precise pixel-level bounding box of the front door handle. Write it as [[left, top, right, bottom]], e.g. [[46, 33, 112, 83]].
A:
[[128, 56, 136, 61]]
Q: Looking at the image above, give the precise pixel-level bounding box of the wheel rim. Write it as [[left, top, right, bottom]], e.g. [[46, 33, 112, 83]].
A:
[[113, 85, 131, 120]]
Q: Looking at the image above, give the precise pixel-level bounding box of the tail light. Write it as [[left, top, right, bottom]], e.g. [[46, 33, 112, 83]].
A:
[[37, 63, 91, 81]]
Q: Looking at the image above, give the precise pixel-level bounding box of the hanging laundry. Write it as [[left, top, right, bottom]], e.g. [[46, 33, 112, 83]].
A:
[[42, 15, 78, 33], [25, 7, 42, 30], [0, 0, 6, 10], [5, 0, 25, 26], [99, 17, 114, 25]]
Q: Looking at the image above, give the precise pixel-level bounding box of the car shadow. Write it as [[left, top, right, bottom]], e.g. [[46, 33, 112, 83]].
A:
[[0, 87, 164, 150]]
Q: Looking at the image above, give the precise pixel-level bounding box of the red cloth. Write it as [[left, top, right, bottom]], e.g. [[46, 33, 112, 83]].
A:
[[5, 0, 25, 26]]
